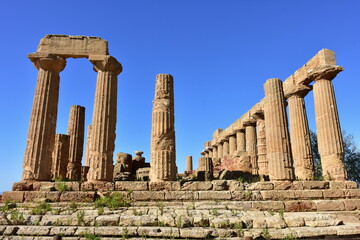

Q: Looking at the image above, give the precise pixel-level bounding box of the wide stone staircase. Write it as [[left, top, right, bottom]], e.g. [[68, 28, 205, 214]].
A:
[[1, 180, 360, 239]]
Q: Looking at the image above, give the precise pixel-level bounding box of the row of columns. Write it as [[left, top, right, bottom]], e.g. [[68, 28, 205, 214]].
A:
[[22, 53, 122, 182], [204, 71, 346, 181]]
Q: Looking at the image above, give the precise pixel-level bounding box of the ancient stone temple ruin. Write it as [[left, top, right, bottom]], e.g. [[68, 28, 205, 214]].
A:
[[1, 35, 360, 240]]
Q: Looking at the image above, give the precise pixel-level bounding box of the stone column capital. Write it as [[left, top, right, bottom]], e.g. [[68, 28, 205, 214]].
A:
[[253, 110, 265, 121], [285, 84, 312, 99], [89, 55, 122, 75], [308, 65, 343, 82], [28, 53, 66, 72], [235, 128, 245, 133], [243, 118, 256, 127]]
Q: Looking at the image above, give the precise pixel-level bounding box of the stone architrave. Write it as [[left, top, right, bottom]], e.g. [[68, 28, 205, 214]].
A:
[[286, 85, 314, 180], [244, 119, 258, 175], [263, 78, 294, 181], [150, 74, 177, 182], [229, 135, 236, 156], [186, 156, 193, 172], [312, 66, 347, 180], [22, 53, 66, 181], [66, 105, 85, 181], [87, 55, 122, 182], [236, 129, 246, 153], [52, 134, 70, 180], [254, 114, 268, 177], [223, 140, 229, 157]]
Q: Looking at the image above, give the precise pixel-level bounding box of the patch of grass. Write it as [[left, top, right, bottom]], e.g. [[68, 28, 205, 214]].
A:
[[283, 233, 297, 240], [52, 208, 62, 215], [231, 222, 243, 236], [268, 210, 275, 216], [210, 208, 219, 216], [57, 182, 69, 193], [94, 193, 130, 209], [97, 207, 104, 215], [176, 216, 182, 228], [76, 210, 86, 226], [70, 202, 78, 211], [122, 227, 129, 239], [30, 202, 52, 215], [10, 209, 25, 224], [262, 228, 271, 240], [279, 208, 284, 219], [84, 233, 101, 240], [244, 190, 252, 200]]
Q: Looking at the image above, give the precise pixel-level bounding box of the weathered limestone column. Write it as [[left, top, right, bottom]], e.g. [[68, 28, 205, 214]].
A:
[[229, 135, 237, 156], [85, 124, 92, 166], [22, 53, 66, 181], [66, 105, 85, 181], [223, 140, 229, 157], [254, 114, 268, 177], [236, 129, 246, 152], [286, 85, 314, 180], [212, 145, 218, 159], [217, 142, 223, 159], [52, 134, 70, 180], [244, 119, 258, 175], [312, 67, 346, 180], [264, 78, 294, 181], [87, 56, 122, 182], [186, 156, 193, 172], [150, 74, 177, 182]]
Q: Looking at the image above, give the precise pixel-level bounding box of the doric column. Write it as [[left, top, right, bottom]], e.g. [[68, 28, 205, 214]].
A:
[[312, 67, 346, 180], [52, 134, 70, 180], [217, 142, 223, 159], [229, 135, 237, 156], [186, 156, 193, 172], [22, 53, 66, 181], [244, 119, 258, 175], [263, 78, 294, 181], [254, 114, 268, 177], [85, 124, 92, 166], [222, 140, 229, 157], [204, 150, 209, 158], [286, 85, 314, 180], [150, 74, 177, 182], [67, 105, 85, 181], [236, 129, 246, 152], [212, 145, 218, 159], [87, 55, 122, 182]]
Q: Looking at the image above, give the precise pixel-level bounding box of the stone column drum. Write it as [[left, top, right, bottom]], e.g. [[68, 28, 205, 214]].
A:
[[236, 129, 246, 152], [87, 56, 122, 182], [313, 69, 346, 180], [229, 135, 237, 156], [263, 78, 294, 181], [217, 143, 223, 159], [244, 119, 258, 175], [255, 117, 268, 177], [52, 134, 70, 180], [67, 105, 85, 181], [287, 86, 314, 180], [186, 156, 193, 172], [85, 124, 92, 167], [22, 53, 66, 181], [223, 140, 229, 157], [150, 74, 177, 182]]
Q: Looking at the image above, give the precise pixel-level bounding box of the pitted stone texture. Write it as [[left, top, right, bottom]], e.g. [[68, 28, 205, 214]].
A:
[[51, 134, 70, 180], [22, 53, 66, 181], [264, 78, 294, 181], [66, 105, 85, 181], [186, 156, 193, 172], [150, 74, 177, 182], [113, 152, 133, 181], [87, 56, 122, 182]]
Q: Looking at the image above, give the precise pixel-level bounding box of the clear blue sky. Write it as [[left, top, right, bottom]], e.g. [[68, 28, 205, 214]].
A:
[[0, 1, 359, 192]]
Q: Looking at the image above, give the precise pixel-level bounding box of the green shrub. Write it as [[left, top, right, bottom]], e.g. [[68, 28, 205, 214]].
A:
[[30, 202, 52, 215], [94, 193, 130, 209]]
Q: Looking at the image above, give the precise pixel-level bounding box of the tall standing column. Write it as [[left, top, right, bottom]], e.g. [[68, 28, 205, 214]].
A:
[[186, 156, 193, 172], [212, 146, 218, 159], [22, 53, 66, 181], [313, 68, 346, 180], [287, 86, 314, 180], [67, 105, 85, 181], [244, 119, 258, 175], [217, 142, 223, 159], [87, 56, 122, 182], [254, 115, 268, 177], [52, 134, 70, 180], [150, 74, 177, 182], [229, 135, 236, 156], [85, 124, 92, 166], [236, 129, 246, 152], [223, 140, 229, 157], [264, 78, 294, 181]]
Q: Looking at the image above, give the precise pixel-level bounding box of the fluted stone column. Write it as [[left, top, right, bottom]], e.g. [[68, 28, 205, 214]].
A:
[[52, 134, 70, 180], [287, 86, 314, 180], [244, 119, 258, 175], [186, 156, 193, 172], [255, 116, 268, 177], [236, 129, 246, 152], [85, 124, 92, 167], [264, 78, 294, 181], [150, 74, 177, 182], [87, 56, 122, 182], [223, 140, 229, 157], [67, 105, 85, 181], [313, 69, 346, 180], [212, 146, 218, 159], [229, 135, 236, 156], [22, 53, 66, 181], [208, 149, 213, 158], [217, 142, 223, 159]]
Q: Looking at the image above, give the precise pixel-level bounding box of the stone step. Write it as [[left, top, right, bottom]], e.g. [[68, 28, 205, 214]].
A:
[[1, 224, 360, 239]]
